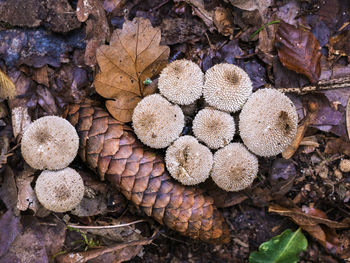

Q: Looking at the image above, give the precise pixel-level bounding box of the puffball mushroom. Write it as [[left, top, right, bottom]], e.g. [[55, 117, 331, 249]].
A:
[[211, 143, 258, 192], [239, 88, 298, 157], [132, 94, 185, 148], [165, 135, 213, 185], [339, 159, 350, 173], [158, 59, 204, 105], [21, 116, 79, 170], [203, 63, 252, 112], [35, 168, 85, 212], [192, 108, 235, 149]]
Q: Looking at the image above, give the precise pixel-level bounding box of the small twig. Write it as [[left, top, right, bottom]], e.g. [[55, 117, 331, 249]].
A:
[[67, 219, 146, 230]]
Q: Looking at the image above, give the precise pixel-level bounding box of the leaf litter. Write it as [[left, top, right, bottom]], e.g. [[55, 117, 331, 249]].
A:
[[1, 0, 350, 262]]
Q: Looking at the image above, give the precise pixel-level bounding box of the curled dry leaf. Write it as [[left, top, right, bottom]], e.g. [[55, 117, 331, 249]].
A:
[[94, 17, 170, 122], [0, 69, 16, 99], [282, 101, 319, 159], [275, 21, 322, 83], [269, 204, 349, 255]]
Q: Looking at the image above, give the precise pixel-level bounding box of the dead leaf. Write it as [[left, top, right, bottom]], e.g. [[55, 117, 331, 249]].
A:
[[346, 95, 350, 141], [325, 138, 350, 156], [214, 7, 234, 36], [269, 204, 350, 229], [0, 167, 19, 213], [282, 101, 319, 159], [0, 210, 22, 258], [56, 228, 157, 263], [275, 21, 322, 83], [269, 204, 348, 255], [175, 0, 215, 31], [11, 107, 31, 139], [94, 17, 170, 122], [0, 69, 16, 99], [161, 18, 207, 45], [77, 0, 110, 66], [15, 168, 40, 213], [226, 0, 272, 14]]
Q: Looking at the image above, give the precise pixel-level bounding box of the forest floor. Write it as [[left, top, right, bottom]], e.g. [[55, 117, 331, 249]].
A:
[[1, 0, 350, 262]]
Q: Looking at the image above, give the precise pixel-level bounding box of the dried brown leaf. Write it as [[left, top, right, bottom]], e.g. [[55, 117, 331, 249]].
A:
[[269, 204, 350, 229], [269, 204, 347, 255], [275, 21, 322, 83], [214, 7, 234, 36], [328, 30, 350, 60], [77, 0, 110, 66], [0, 69, 16, 99], [94, 17, 170, 122]]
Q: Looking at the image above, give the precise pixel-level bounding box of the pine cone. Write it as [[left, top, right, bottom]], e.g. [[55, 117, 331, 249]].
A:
[[65, 104, 230, 244]]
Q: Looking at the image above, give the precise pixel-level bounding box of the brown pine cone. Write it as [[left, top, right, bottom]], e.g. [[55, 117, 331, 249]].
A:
[[65, 104, 230, 244]]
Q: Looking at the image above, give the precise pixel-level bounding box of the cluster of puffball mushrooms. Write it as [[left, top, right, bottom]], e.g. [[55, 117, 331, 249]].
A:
[[133, 60, 299, 192], [21, 116, 84, 212]]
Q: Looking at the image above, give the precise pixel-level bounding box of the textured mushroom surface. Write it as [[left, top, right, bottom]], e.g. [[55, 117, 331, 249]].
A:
[[211, 143, 258, 192], [192, 108, 235, 149], [65, 104, 230, 244], [158, 59, 204, 105], [132, 94, 184, 148], [21, 116, 79, 170], [203, 63, 252, 112], [339, 159, 350, 173], [239, 88, 298, 157], [35, 168, 85, 212], [165, 136, 213, 185]]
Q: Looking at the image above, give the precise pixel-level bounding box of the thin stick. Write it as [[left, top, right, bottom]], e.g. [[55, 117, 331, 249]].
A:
[[67, 219, 146, 229]]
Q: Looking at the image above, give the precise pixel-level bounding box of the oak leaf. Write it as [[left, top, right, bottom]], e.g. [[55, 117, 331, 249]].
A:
[[94, 17, 170, 122], [275, 21, 322, 83]]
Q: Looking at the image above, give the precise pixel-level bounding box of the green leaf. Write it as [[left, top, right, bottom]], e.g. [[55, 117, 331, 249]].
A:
[[249, 228, 308, 263]]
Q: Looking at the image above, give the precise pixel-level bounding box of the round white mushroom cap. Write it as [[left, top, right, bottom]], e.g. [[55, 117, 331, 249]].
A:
[[211, 143, 258, 192], [21, 116, 79, 170], [165, 135, 213, 185], [158, 59, 204, 105], [203, 63, 252, 112], [35, 168, 85, 212], [132, 94, 184, 148], [192, 108, 235, 149], [239, 88, 298, 157]]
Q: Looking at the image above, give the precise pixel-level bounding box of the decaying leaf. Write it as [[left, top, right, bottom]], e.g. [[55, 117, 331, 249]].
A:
[[0, 69, 16, 99], [15, 168, 40, 213], [11, 106, 31, 139], [77, 0, 110, 66], [174, 0, 215, 31], [269, 204, 349, 254], [347, 95, 350, 141], [328, 30, 350, 60], [225, 0, 272, 14], [275, 21, 322, 83], [214, 7, 234, 36], [249, 228, 307, 263], [282, 101, 319, 159], [94, 17, 170, 122]]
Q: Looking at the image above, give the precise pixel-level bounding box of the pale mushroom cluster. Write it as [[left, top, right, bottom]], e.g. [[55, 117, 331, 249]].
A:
[[21, 116, 84, 212], [132, 59, 298, 192]]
